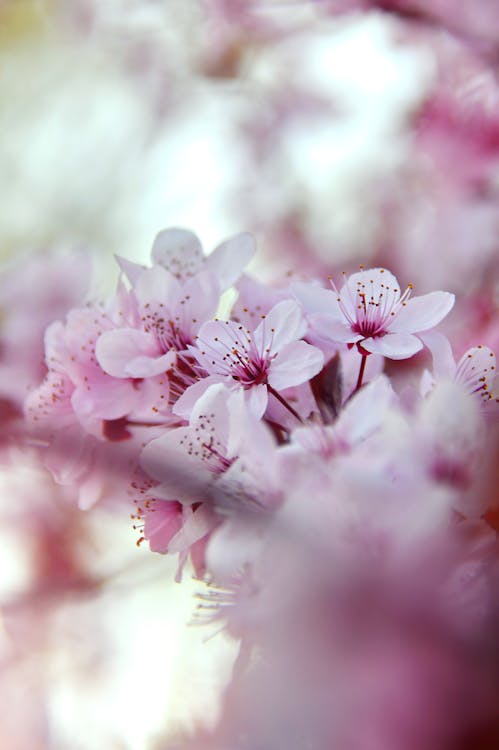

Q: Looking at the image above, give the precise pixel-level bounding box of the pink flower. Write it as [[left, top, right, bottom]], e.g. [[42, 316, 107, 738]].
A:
[[141, 384, 237, 505], [284, 375, 395, 461], [293, 268, 455, 360], [175, 300, 324, 418], [421, 332, 498, 414], [96, 228, 255, 389]]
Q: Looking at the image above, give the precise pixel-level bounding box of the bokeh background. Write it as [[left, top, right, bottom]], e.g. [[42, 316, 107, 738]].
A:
[[0, 1, 498, 748]]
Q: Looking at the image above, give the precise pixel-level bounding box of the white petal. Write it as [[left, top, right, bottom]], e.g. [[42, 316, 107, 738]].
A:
[[343, 267, 399, 301], [151, 228, 203, 278], [254, 299, 306, 355], [336, 374, 395, 444], [308, 313, 360, 344], [190, 383, 232, 452], [134, 265, 180, 306], [292, 281, 341, 317], [168, 505, 217, 554], [268, 340, 324, 390], [115, 255, 146, 286], [389, 291, 455, 333], [418, 330, 456, 379], [194, 319, 245, 375], [246, 383, 268, 418], [173, 271, 221, 338], [173, 375, 224, 419], [362, 333, 423, 360], [205, 232, 256, 289]]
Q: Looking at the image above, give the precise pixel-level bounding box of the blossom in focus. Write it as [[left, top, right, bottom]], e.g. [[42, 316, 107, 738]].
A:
[[294, 267, 455, 360], [176, 299, 324, 418]]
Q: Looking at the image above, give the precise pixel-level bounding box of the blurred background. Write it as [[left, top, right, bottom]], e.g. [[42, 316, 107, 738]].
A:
[[0, 1, 498, 748]]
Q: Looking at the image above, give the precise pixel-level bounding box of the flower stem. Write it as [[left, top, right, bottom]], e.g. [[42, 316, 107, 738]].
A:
[[267, 385, 304, 424], [354, 354, 367, 393]]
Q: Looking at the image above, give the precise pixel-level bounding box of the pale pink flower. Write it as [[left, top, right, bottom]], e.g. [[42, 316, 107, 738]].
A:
[[454, 346, 498, 407], [96, 228, 255, 390], [421, 332, 499, 414], [175, 299, 324, 418], [284, 375, 395, 461], [139, 385, 251, 573], [141, 383, 237, 505], [293, 268, 455, 360]]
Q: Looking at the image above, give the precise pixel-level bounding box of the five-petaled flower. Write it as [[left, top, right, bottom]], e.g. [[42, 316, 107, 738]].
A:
[[294, 267, 455, 360], [174, 299, 324, 418]]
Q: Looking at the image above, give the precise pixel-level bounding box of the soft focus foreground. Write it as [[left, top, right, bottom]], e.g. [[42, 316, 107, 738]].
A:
[[1, 2, 499, 749]]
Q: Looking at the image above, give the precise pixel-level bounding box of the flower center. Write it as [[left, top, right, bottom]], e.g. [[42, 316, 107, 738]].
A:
[[330, 270, 414, 338]]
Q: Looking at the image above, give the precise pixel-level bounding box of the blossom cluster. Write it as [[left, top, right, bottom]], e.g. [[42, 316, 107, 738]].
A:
[[19, 226, 499, 748]]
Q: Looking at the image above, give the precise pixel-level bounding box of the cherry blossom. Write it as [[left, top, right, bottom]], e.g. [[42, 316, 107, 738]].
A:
[[294, 268, 454, 361], [96, 228, 255, 398], [421, 332, 499, 413], [175, 299, 324, 418]]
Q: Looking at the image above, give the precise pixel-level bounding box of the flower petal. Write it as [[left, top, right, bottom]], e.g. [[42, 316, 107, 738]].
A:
[[245, 383, 268, 418], [96, 329, 161, 377], [168, 505, 217, 554], [71, 379, 141, 420], [151, 228, 204, 278], [124, 351, 176, 378], [143, 500, 183, 554], [141, 428, 212, 504], [362, 332, 423, 360], [193, 320, 243, 375], [292, 281, 342, 317], [134, 265, 180, 306], [205, 232, 256, 289], [173, 270, 221, 338], [389, 291, 455, 333], [268, 340, 324, 390], [254, 299, 306, 355], [173, 375, 224, 418], [308, 313, 360, 344], [115, 255, 146, 286], [418, 330, 456, 379]]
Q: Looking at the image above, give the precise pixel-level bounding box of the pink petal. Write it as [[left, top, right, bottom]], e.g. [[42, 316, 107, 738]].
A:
[[268, 340, 324, 390], [151, 228, 203, 278], [123, 351, 176, 378], [336, 374, 394, 444], [168, 504, 218, 554], [254, 299, 306, 355], [71, 379, 141, 420], [134, 265, 180, 306], [96, 329, 161, 377], [245, 383, 268, 418], [362, 333, 423, 360], [173, 375, 223, 418], [174, 271, 221, 336], [144, 500, 183, 554], [388, 291, 455, 333], [308, 313, 360, 344], [141, 428, 212, 503], [455, 345, 497, 396], [115, 255, 145, 286], [190, 383, 232, 451], [343, 267, 399, 305], [193, 320, 242, 374], [205, 232, 256, 289], [292, 281, 342, 317], [418, 330, 456, 379]]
